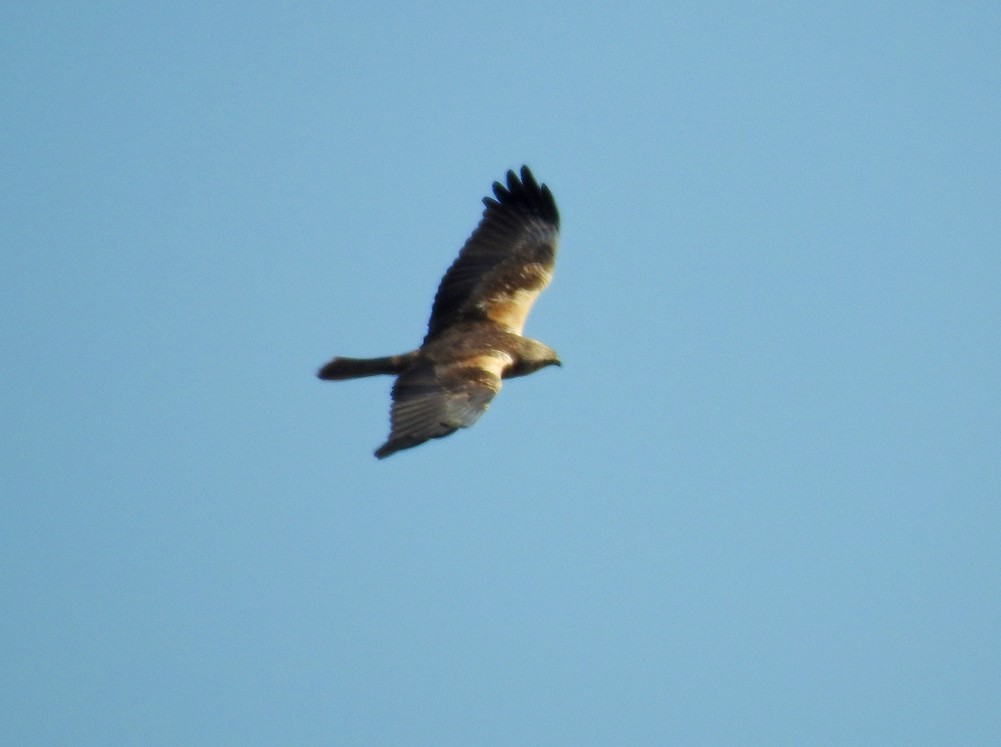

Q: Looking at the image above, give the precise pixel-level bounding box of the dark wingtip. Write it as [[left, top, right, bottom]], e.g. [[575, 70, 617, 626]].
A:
[[487, 165, 559, 229], [518, 164, 539, 191], [374, 434, 416, 459], [374, 437, 399, 458], [373, 438, 413, 460]]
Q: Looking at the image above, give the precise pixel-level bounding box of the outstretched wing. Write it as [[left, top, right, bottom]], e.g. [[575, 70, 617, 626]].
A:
[[374, 357, 507, 459], [426, 166, 560, 340]]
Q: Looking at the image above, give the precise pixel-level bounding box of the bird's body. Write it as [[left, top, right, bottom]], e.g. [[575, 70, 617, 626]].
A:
[[318, 166, 561, 458]]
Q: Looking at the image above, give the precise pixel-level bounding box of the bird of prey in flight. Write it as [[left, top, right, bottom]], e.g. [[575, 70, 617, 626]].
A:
[[317, 166, 561, 458]]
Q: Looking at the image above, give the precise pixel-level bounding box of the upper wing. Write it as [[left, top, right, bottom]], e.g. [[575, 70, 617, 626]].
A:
[[374, 357, 506, 459], [425, 166, 560, 340]]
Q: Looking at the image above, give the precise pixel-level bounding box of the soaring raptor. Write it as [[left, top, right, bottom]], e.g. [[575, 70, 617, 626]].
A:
[[318, 166, 561, 458]]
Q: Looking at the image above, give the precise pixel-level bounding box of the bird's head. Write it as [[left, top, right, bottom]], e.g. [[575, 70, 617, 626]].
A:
[[509, 339, 561, 377]]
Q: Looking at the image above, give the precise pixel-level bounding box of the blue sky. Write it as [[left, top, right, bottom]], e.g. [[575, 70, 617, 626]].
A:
[[3, 2, 1000, 744]]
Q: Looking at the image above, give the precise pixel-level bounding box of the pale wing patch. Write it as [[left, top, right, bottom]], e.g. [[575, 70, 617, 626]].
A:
[[482, 287, 545, 334], [460, 352, 515, 378], [477, 262, 553, 334]]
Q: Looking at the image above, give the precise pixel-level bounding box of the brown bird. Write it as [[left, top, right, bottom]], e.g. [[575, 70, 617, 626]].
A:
[[318, 166, 561, 458]]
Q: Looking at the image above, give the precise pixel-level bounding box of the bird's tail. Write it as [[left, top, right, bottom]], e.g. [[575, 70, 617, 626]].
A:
[[316, 351, 419, 381]]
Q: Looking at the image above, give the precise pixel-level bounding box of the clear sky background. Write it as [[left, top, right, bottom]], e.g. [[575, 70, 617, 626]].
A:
[[3, 2, 1000, 744]]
